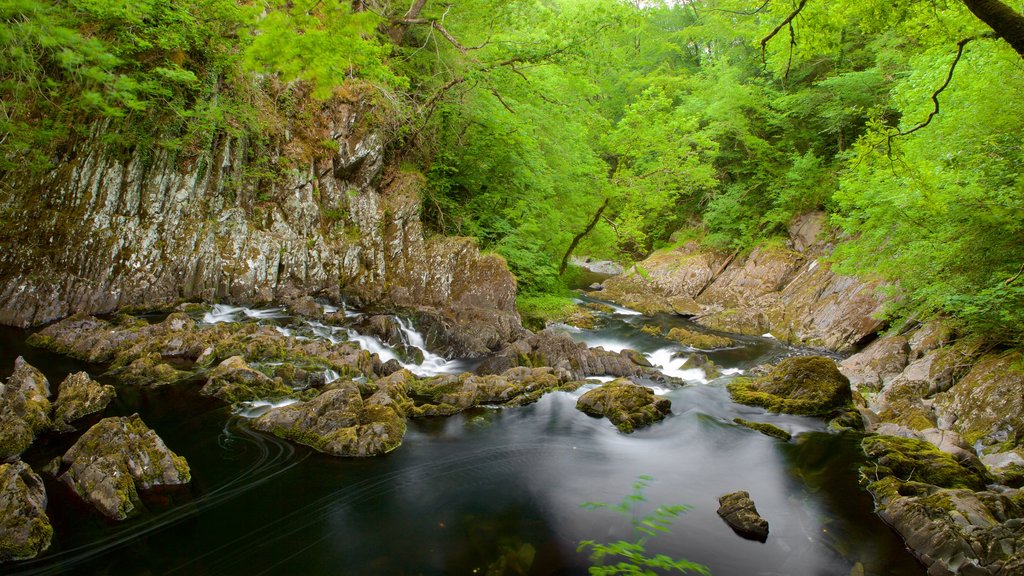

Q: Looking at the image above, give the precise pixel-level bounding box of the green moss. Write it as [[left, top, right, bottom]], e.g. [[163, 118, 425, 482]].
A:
[[733, 418, 791, 441], [861, 434, 989, 491], [667, 328, 732, 350], [727, 356, 852, 416]]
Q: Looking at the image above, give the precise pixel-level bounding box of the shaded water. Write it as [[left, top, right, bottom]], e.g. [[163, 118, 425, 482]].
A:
[[0, 300, 924, 576]]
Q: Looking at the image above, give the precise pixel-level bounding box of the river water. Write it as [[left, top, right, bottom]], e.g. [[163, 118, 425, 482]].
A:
[[1, 299, 925, 576]]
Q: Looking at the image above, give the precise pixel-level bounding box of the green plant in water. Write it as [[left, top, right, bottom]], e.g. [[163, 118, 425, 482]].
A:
[[577, 476, 710, 576]]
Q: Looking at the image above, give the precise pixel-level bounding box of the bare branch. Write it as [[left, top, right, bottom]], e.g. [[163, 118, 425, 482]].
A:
[[761, 0, 809, 64]]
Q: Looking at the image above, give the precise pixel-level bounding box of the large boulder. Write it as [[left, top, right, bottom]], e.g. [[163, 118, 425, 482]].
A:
[[252, 377, 409, 457], [476, 329, 660, 381], [201, 356, 294, 403], [934, 351, 1024, 454], [727, 356, 852, 416], [0, 461, 52, 562], [59, 415, 191, 520], [408, 367, 576, 416], [0, 357, 52, 460], [576, 380, 671, 433], [717, 490, 769, 542], [839, 334, 910, 390], [52, 372, 116, 432]]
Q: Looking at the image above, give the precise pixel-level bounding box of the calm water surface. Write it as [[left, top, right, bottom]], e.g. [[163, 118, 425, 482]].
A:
[[0, 301, 924, 576]]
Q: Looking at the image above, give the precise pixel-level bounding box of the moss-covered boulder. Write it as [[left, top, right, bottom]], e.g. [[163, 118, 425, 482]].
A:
[[717, 490, 769, 542], [861, 434, 990, 491], [408, 367, 576, 416], [52, 372, 116, 432], [733, 418, 791, 441], [201, 356, 293, 403], [59, 415, 191, 520], [933, 351, 1024, 453], [0, 357, 52, 460], [666, 328, 732, 350], [576, 380, 671, 433], [727, 356, 852, 416], [0, 461, 52, 563], [252, 379, 409, 457]]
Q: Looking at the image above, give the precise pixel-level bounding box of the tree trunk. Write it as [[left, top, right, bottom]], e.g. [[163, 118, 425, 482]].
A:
[[960, 0, 1024, 58], [559, 198, 610, 276]]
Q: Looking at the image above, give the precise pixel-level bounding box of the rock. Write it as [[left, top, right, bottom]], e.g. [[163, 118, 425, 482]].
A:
[[0, 461, 52, 562], [733, 418, 791, 441], [576, 380, 671, 433], [477, 329, 662, 381], [666, 328, 732, 350], [52, 372, 116, 432], [408, 367, 576, 416], [201, 356, 293, 403], [839, 334, 910, 390], [571, 257, 625, 276], [60, 415, 191, 520], [873, 482, 1024, 576], [680, 353, 721, 379], [907, 321, 955, 359], [0, 357, 51, 460], [861, 435, 989, 491], [933, 351, 1024, 454], [788, 211, 826, 253], [727, 356, 852, 416], [252, 377, 409, 457], [717, 490, 769, 542], [285, 296, 322, 318]]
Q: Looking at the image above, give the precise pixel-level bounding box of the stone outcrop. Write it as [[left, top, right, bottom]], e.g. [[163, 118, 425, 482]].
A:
[[476, 329, 664, 381], [576, 380, 671, 433], [665, 328, 731, 350], [52, 372, 116, 432], [0, 94, 523, 359], [727, 356, 853, 417], [593, 212, 885, 352], [201, 356, 293, 403], [406, 367, 578, 416], [253, 377, 409, 458], [933, 351, 1024, 455], [717, 490, 769, 542], [0, 461, 52, 563], [0, 357, 52, 460], [59, 415, 190, 520], [861, 434, 1024, 576]]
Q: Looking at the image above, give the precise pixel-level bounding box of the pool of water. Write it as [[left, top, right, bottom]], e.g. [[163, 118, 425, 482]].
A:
[[0, 300, 924, 576]]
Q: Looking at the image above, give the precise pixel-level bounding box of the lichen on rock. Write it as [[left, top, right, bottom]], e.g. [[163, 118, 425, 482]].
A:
[[59, 415, 191, 520], [407, 366, 578, 416], [727, 356, 852, 417], [52, 372, 116, 432], [0, 461, 52, 563], [576, 379, 671, 433], [0, 357, 52, 460], [666, 327, 732, 350], [201, 356, 293, 404]]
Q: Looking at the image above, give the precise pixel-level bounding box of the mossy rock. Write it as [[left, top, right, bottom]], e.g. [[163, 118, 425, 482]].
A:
[[201, 356, 293, 403], [576, 380, 671, 433], [52, 372, 116, 432], [0, 357, 52, 459], [733, 418, 791, 441], [0, 461, 53, 563], [861, 434, 990, 491], [667, 327, 732, 350], [727, 356, 852, 416]]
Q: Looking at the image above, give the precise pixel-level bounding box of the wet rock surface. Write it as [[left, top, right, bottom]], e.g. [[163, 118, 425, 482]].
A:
[[0, 357, 52, 460], [407, 367, 578, 416], [665, 327, 732, 350], [717, 490, 769, 542], [52, 372, 116, 432], [0, 461, 52, 563], [575, 380, 671, 433], [201, 356, 293, 404], [733, 418, 791, 441], [59, 415, 191, 520]]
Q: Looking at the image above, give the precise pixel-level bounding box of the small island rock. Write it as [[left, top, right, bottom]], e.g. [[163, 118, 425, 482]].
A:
[[717, 490, 769, 542], [0, 461, 52, 562], [0, 357, 52, 460], [576, 379, 671, 433], [52, 372, 116, 432]]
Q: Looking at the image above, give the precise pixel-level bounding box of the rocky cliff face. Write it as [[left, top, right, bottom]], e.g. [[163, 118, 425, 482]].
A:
[[0, 95, 520, 349], [595, 212, 885, 352]]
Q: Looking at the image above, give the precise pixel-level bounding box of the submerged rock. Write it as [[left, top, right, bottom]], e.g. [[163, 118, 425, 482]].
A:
[[717, 490, 769, 542], [252, 378, 409, 457], [576, 380, 671, 433], [52, 372, 116, 432], [733, 418, 791, 441], [59, 415, 191, 520], [0, 461, 52, 563], [727, 356, 852, 417], [0, 357, 52, 460], [201, 356, 293, 403]]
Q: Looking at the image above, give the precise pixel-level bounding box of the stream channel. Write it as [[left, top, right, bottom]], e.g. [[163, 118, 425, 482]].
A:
[[1, 297, 926, 576]]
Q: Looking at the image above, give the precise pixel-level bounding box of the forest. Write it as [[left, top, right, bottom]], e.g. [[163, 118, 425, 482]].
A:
[[2, 0, 1023, 345]]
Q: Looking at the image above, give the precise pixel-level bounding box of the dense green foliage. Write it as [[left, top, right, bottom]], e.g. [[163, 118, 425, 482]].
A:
[[2, 0, 1022, 344]]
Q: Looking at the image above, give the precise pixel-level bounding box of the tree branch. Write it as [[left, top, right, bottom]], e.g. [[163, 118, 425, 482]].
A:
[[560, 198, 610, 275], [761, 0, 809, 64]]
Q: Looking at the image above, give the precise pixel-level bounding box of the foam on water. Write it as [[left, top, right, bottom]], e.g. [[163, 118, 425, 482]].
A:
[[234, 399, 301, 419], [645, 348, 708, 383], [722, 368, 744, 376]]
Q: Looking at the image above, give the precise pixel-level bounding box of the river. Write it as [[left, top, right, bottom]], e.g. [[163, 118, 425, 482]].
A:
[[0, 297, 925, 575]]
